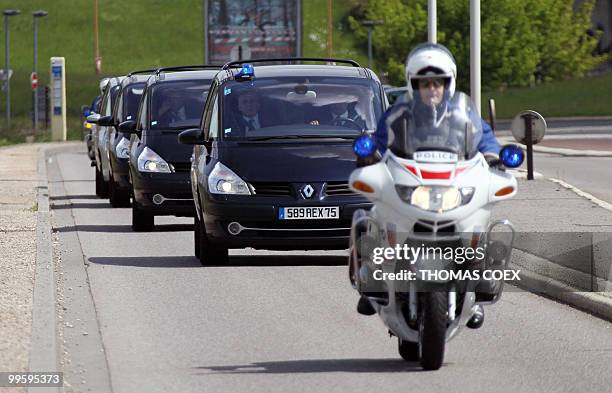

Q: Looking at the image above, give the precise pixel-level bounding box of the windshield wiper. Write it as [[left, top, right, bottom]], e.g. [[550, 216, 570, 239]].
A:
[[244, 135, 355, 141]]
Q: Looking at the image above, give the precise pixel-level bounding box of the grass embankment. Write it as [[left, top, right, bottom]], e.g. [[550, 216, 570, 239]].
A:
[[486, 71, 612, 119]]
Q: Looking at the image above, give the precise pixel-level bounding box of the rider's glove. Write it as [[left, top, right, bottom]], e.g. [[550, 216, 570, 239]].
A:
[[485, 153, 505, 172]]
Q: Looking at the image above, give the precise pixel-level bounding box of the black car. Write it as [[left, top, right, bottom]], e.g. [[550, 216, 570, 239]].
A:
[[179, 58, 386, 265], [102, 70, 154, 207], [119, 66, 218, 231]]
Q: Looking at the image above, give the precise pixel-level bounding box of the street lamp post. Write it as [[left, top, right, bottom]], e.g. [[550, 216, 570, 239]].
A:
[[33, 10, 48, 133], [3, 9, 20, 130], [361, 20, 384, 69]]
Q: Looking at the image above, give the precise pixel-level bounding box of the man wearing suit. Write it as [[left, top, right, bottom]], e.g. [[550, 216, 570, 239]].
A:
[[321, 101, 366, 130], [230, 90, 274, 133]]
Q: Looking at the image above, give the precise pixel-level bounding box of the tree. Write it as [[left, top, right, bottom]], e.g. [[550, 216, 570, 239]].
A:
[[348, 0, 604, 89]]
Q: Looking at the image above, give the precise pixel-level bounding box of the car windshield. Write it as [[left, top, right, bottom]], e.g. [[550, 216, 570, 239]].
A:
[[388, 92, 483, 160], [122, 83, 145, 122], [221, 76, 384, 140], [150, 80, 211, 130]]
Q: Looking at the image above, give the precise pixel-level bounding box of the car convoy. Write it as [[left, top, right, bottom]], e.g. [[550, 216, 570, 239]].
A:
[[84, 57, 529, 370], [86, 58, 385, 259]]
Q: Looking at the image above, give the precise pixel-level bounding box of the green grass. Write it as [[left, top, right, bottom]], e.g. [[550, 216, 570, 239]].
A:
[[0, 0, 367, 145], [485, 71, 612, 119]]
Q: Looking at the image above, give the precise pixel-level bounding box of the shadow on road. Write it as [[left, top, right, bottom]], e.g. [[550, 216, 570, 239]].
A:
[[192, 358, 423, 374], [51, 202, 113, 210], [54, 223, 194, 233], [89, 256, 200, 268], [228, 254, 346, 267], [87, 254, 345, 268], [49, 195, 101, 200]]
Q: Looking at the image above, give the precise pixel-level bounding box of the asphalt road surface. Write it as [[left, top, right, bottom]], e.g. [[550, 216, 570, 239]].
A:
[[533, 153, 612, 204], [49, 145, 612, 393]]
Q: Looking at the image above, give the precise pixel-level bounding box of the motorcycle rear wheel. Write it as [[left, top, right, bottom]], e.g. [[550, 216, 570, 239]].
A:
[[419, 291, 447, 370]]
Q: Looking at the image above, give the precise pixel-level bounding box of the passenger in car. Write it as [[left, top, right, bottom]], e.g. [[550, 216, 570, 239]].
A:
[[311, 101, 366, 130], [229, 89, 276, 132]]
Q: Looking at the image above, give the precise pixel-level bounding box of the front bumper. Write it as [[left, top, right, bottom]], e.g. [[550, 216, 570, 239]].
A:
[[201, 194, 371, 250], [131, 170, 195, 217]]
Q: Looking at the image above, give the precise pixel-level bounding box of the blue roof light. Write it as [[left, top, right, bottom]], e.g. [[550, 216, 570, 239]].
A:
[[236, 63, 254, 80], [353, 135, 376, 158], [500, 144, 524, 168]]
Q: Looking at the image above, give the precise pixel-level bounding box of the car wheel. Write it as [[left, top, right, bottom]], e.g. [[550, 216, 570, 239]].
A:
[[132, 202, 154, 232], [109, 174, 131, 208], [194, 215, 202, 259], [195, 216, 228, 266], [95, 166, 109, 198]]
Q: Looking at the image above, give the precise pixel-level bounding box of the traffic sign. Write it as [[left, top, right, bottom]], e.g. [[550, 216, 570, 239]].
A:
[[30, 72, 38, 90]]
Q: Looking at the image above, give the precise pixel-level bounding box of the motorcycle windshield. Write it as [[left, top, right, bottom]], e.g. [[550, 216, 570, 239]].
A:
[[388, 92, 483, 160]]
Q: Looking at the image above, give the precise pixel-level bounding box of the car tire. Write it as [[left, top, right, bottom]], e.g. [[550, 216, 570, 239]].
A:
[[398, 338, 419, 362], [195, 216, 228, 266], [95, 165, 109, 198], [132, 202, 154, 232], [109, 174, 131, 208], [194, 215, 202, 259]]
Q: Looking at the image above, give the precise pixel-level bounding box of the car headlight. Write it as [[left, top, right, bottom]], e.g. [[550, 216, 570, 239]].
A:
[[208, 162, 251, 195], [137, 147, 172, 173], [115, 137, 130, 159], [395, 185, 473, 212]]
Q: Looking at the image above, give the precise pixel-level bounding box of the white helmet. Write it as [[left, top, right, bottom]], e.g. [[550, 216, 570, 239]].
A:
[[405, 43, 457, 100], [99, 77, 110, 93]]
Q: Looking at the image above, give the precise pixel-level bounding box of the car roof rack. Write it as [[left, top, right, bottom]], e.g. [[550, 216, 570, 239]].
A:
[[127, 68, 158, 77], [155, 65, 221, 75], [222, 57, 361, 70]]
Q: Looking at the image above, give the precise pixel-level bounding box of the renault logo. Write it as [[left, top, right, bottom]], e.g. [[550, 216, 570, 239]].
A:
[[301, 184, 316, 199]]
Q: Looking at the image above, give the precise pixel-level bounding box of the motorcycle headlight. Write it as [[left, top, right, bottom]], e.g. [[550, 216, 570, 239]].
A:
[[115, 137, 130, 159], [395, 185, 469, 212], [137, 147, 172, 173], [208, 162, 251, 195]]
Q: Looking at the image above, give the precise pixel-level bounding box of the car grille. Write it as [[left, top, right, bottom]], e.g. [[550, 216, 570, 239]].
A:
[[170, 162, 191, 173], [250, 182, 292, 196], [325, 182, 356, 196]]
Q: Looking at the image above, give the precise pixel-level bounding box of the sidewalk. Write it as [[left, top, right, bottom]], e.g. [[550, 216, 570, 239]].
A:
[[0, 144, 40, 384]]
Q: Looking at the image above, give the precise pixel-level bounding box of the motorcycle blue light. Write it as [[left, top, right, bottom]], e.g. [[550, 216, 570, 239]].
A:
[[236, 63, 254, 80], [500, 144, 524, 168], [353, 135, 376, 157]]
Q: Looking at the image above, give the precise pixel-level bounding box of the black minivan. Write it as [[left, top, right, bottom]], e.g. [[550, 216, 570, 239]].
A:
[[179, 59, 385, 265], [97, 70, 154, 207], [119, 66, 219, 231]]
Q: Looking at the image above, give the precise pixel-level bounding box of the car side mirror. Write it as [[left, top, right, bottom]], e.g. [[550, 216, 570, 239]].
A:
[[178, 128, 205, 145], [118, 120, 137, 133], [97, 115, 115, 127], [86, 113, 101, 124]]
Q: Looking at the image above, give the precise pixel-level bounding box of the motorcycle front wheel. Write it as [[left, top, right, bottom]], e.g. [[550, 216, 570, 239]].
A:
[[419, 291, 447, 370]]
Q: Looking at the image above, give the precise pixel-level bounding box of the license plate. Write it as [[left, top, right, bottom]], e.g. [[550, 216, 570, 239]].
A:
[[279, 206, 339, 220]]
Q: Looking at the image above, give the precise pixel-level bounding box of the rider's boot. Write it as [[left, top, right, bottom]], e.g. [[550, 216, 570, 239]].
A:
[[467, 304, 485, 329], [357, 295, 376, 316]]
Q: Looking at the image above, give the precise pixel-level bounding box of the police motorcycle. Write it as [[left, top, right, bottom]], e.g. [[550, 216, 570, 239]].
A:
[[348, 91, 524, 370]]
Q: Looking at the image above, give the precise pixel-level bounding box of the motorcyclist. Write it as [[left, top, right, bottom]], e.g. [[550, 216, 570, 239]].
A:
[[357, 43, 500, 328]]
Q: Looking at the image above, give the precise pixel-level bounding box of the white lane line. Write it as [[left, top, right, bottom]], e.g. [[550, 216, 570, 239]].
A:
[[548, 178, 612, 212]]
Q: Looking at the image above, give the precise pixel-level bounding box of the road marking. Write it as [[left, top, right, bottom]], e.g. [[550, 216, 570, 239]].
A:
[[549, 178, 612, 212]]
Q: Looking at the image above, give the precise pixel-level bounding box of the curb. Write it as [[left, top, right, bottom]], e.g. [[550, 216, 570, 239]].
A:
[[28, 146, 59, 393], [498, 137, 612, 157], [510, 262, 612, 323]]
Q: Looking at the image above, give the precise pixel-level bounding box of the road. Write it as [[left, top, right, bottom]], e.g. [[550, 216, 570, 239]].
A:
[[48, 145, 612, 393]]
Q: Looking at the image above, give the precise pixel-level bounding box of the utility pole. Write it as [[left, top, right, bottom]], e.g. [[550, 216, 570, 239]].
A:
[[470, 0, 481, 114], [361, 20, 384, 69], [326, 0, 332, 57], [33, 10, 48, 132], [3, 9, 20, 130], [428, 0, 437, 43], [94, 0, 101, 74]]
